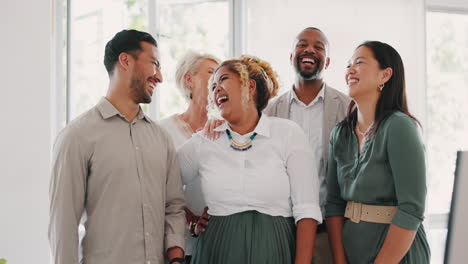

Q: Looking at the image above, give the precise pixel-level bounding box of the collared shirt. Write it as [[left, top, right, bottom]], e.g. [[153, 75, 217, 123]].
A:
[[177, 114, 322, 224], [49, 97, 185, 264], [289, 85, 326, 215], [160, 114, 204, 256]]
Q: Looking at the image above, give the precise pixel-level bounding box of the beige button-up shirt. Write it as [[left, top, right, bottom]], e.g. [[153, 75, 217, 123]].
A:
[[49, 97, 185, 264]]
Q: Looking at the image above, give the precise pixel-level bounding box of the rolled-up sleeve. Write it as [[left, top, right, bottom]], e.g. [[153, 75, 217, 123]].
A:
[[286, 124, 322, 224], [387, 116, 426, 230], [48, 128, 87, 264], [163, 133, 186, 252], [325, 126, 347, 218]]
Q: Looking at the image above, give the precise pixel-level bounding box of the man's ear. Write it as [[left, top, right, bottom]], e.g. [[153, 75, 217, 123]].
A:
[[325, 57, 331, 70], [117, 52, 132, 72]]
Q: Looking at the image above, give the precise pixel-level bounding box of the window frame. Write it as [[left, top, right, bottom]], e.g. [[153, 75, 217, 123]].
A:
[[427, 0, 468, 14], [424, 0, 468, 228], [146, 0, 241, 120], [424, 2, 468, 262], [52, 0, 69, 138], [52, 0, 241, 131]]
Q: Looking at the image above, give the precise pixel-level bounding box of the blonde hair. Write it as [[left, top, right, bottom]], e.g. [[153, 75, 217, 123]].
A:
[[175, 51, 221, 101], [208, 56, 280, 114]]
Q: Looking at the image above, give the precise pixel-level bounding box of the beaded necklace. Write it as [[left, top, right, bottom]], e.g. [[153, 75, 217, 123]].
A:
[[225, 129, 258, 151]]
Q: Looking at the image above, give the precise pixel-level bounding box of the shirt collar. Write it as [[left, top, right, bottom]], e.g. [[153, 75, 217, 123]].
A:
[[290, 83, 325, 106], [96, 97, 150, 123], [213, 114, 271, 138]]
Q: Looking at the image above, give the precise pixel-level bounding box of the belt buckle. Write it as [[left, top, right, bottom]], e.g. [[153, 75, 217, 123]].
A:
[[351, 201, 362, 223]]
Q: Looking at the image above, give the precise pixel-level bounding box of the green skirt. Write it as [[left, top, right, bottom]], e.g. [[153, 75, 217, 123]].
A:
[[190, 210, 296, 264], [343, 220, 431, 263]]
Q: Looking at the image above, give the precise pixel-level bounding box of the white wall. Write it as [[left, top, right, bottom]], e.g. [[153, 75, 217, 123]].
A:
[[0, 0, 51, 263], [245, 0, 426, 126]]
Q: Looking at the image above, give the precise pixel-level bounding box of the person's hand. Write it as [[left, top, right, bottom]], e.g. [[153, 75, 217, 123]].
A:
[[167, 247, 184, 263], [203, 119, 225, 140], [194, 207, 211, 235], [184, 208, 199, 226]]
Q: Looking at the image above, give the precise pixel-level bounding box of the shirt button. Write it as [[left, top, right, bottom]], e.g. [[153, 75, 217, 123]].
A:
[[146, 232, 150, 236], [136, 146, 139, 150], [147, 261, 151, 264]]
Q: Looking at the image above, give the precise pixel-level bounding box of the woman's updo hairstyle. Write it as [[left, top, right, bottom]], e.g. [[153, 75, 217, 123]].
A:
[[210, 56, 280, 114]]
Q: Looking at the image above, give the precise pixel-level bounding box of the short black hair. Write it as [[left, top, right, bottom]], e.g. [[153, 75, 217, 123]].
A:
[[104, 29, 158, 75], [303, 27, 329, 49], [303, 27, 323, 33]]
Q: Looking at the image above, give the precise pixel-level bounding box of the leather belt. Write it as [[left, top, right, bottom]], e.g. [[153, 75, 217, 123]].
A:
[[344, 201, 398, 224]]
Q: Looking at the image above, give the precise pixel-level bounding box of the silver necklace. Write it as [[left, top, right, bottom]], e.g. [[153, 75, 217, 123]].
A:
[[356, 122, 374, 138]]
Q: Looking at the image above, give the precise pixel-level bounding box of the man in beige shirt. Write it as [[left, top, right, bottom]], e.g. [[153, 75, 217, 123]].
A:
[[48, 30, 186, 264]]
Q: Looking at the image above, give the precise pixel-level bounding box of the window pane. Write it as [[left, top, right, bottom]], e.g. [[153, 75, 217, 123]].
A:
[[69, 0, 148, 120], [426, 11, 468, 263], [157, 0, 229, 119]]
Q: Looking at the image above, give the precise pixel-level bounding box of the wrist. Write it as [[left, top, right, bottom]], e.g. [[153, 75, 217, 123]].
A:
[[167, 246, 184, 261], [189, 217, 199, 237], [169, 257, 185, 264]]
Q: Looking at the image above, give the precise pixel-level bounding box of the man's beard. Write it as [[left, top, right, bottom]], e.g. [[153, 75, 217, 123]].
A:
[[295, 59, 323, 80], [130, 72, 152, 104]]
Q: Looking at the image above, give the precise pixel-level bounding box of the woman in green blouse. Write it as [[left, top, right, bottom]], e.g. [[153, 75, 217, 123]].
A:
[[325, 41, 430, 264]]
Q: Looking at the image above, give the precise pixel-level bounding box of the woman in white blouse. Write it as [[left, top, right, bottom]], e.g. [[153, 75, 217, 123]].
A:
[[177, 56, 322, 264], [159, 51, 220, 263]]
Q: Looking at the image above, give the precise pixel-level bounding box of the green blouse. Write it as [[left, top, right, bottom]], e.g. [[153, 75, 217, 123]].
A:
[[325, 112, 430, 263]]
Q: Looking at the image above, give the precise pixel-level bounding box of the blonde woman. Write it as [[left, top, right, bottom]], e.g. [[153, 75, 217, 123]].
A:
[[177, 56, 322, 264], [161, 51, 220, 143], [159, 51, 220, 263]]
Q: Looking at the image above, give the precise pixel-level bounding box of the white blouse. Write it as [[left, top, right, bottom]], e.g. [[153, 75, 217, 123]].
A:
[[160, 114, 204, 256], [177, 114, 322, 224]]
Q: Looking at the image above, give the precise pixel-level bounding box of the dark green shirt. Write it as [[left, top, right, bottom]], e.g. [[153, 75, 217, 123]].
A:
[[325, 112, 431, 263]]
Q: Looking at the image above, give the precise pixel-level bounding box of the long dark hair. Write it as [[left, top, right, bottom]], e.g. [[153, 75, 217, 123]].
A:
[[342, 41, 420, 136]]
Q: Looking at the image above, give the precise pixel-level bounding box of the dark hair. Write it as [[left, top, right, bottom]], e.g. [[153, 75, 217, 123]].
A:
[[300, 27, 330, 53], [342, 41, 420, 136], [104, 29, 157, 75], [303, 27, 323, 33]]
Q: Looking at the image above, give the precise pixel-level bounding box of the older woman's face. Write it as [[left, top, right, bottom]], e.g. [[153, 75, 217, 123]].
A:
[[191, 59, 218, 104], [345, 46, 385, 100], [211, 65, 245, 121]]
